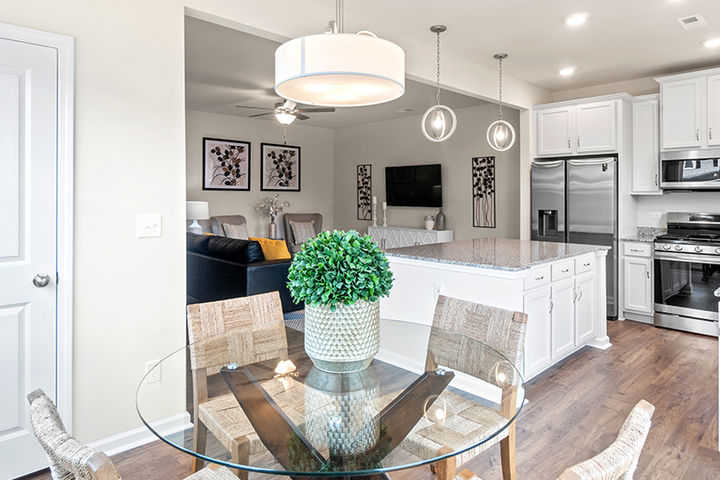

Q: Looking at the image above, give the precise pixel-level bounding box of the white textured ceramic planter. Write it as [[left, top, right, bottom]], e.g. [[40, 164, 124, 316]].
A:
[[304, 300, 380, 373]]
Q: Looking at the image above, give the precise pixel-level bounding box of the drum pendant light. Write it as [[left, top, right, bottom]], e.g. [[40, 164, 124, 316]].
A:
[[274, 0, 405, 107], [487, 53, 516, 152], [421, 25, 457, 143]]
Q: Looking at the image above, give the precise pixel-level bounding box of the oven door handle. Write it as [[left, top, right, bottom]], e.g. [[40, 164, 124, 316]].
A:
[[655, 251, 720, 265]]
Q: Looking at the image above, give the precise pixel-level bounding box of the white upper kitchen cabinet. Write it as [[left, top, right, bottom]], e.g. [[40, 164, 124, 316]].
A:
[[707, 74, 720, 147], [576, 101, 617, 153], [533, 95, 629, 157], [631, 96, 660, 194], [536, 106, 574, 156], [660, 77, 704, 150]]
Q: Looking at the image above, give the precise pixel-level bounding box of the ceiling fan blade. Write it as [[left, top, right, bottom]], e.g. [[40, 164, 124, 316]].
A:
[[294, 113, 310, 120], [249, 112, 275, 118], [236, 105, 273, 110], [297, 107, 336, 113]]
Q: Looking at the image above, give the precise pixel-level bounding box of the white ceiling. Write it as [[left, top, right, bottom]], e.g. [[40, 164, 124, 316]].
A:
[[185, 17, 487, 129], [309, 0, 720, 91]]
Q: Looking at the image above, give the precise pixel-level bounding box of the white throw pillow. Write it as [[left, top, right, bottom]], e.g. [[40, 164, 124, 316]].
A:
[[290, 220, 316, 245], [223, 223, 249, 240]]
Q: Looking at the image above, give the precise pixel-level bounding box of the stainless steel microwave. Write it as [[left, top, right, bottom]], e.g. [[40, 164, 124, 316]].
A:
[[660, 149, 720, 190]]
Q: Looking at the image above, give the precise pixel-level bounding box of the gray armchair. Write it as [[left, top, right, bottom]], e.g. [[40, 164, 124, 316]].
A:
[[210, 215, 247, 236], [284, 213, 322, 254]]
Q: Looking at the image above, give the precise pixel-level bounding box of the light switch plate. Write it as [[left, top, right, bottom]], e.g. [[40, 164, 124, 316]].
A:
[[144, 360, 161, 384], [137, 214, 162, 238], [649, 211, 662, 220]]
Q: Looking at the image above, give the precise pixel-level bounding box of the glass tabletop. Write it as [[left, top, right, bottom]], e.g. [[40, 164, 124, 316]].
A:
[[136, 327, 524, 478]]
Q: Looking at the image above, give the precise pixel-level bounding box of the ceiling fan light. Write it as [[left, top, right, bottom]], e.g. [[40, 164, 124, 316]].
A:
[[274, 112, 296, 125], [275, 33, 405, 107]]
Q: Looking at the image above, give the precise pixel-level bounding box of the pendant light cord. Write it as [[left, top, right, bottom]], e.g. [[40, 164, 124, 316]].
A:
[[498, 57, 504, 119], [435, 30, 441, 105], [336, 0, 344, 33]]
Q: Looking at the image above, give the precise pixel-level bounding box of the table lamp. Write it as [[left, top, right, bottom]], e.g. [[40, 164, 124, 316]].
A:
[[186, 201, 209, 234]]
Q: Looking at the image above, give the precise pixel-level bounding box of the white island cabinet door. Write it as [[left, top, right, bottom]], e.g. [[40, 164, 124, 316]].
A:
[[576, 101, 617, 153], [551, 277, 576, 360], [661, 78, 704, 150], [536, 107, 574, 156], [523, 285, 552, 377], [575, 272, 596, 345], [623, 257, 652, 313], [707, 74, 720, 147]]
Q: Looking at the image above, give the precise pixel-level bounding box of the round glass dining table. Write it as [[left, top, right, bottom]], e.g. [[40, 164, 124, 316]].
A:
[[136, 327, 524, 478]]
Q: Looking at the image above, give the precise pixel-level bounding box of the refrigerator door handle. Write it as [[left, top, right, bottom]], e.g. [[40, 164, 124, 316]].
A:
[[568, 158, 616, 166], [532, 160, 564, 168]]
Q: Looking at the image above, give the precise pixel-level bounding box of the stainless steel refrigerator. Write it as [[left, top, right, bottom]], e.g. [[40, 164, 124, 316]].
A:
[[531, 156, 618, 319]]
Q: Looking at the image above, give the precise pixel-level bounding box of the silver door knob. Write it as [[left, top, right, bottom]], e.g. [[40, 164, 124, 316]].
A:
[[33, 274, 50, 288]]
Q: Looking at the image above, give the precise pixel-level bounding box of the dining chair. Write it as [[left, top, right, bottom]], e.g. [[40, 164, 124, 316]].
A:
[[27, 388, 236, 480], [400, 295, 527, 480], [557, 399, 655, 480], [186, 291, 288, 479]]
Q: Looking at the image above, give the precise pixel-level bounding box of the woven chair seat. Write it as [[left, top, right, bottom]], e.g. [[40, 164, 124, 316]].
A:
[[198, 384, 306, 455], [400, 389, 509, 468], [455, 470, 484, 480], [187, 466, 239, 479]]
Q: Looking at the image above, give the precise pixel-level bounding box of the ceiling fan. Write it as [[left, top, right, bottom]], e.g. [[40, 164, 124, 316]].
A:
[[235, 100, 335, 125]]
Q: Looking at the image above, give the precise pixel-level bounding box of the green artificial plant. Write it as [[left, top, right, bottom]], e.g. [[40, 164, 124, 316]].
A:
[[287, 230, 393, 308]]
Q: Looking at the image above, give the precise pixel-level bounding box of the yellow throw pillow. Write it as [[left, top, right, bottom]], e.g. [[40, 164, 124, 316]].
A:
[[249, 237, 291, 261]]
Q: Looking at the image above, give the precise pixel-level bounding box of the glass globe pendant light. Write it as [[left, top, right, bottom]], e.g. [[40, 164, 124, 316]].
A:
[[421, 25, 457, 142], [487, 53, 516, 152]]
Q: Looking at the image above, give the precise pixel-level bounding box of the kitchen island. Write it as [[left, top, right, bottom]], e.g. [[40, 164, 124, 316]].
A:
[[376, 238, 611, 385]]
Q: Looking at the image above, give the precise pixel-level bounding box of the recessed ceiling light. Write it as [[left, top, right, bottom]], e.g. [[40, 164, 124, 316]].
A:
[[566, 13, 588, 27], [702, 37, 720, 48], [559, 67, 576, 77]]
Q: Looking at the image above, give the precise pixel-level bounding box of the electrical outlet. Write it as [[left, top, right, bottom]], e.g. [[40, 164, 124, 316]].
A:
[[144, 360, 161, 384], [137, 214, 162, 238], [649, 211, 662, 220]]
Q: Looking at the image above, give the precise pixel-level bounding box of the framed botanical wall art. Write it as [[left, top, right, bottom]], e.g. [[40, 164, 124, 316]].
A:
[[260, 143, 301, 192], [357, 164, 372, 221], [472, 156, 496, 228], [202, 137, 251, 191]]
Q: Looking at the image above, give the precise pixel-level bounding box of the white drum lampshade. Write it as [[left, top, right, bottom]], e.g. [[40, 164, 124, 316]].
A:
[[186, 201, 209, 234], [275, 33, 405, 107]]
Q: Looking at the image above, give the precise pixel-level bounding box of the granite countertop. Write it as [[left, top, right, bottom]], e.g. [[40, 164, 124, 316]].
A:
[[620, 235, 656, 243], [385, 238, 608, 272]]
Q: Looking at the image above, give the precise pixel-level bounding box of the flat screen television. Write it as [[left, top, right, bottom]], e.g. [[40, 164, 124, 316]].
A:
[[385, 164, 442, 207]]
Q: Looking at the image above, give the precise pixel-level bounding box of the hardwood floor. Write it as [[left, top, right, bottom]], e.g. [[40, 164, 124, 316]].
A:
[[24, 320, 719, 479]]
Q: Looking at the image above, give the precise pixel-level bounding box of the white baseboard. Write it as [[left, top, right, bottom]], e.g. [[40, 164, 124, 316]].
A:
[[587, 335, 612, 350], [88, 412, 192, 457]]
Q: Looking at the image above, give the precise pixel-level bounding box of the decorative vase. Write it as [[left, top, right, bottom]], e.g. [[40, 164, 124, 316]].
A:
[[424, 215, 435, 231], [304, 368, 380, 459], [435, 208, 446, 230], [304, 300, 380, 373], [268, 218, 278, 239]]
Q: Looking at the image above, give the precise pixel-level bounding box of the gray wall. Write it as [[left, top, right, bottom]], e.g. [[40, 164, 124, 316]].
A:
[[332, 104, 521, 240], [186, 110, 335, 238]]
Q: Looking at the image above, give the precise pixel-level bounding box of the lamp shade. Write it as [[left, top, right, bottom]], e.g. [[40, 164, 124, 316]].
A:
[[186, 201, 209, 220], [275, 33, 405, 107]]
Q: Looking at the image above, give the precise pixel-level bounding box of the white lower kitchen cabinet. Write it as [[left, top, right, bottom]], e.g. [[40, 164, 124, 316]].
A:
[[523, 285, 553, 376], [623, 257, 653, 314], [575, 272, 596, 344], [552, 277, 577, 360]]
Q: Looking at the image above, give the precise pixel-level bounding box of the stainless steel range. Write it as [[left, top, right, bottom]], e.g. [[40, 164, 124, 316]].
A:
[[654, 212, 720, 336]]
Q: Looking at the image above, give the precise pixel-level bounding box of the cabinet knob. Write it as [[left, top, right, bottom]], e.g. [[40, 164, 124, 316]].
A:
[[654, 174, 658, 187], [696, 129, 700, 141], [646, 270, 650, 279]]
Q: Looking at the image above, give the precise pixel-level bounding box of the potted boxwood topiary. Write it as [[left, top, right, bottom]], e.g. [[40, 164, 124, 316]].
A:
[[287, 230, 394, 373]]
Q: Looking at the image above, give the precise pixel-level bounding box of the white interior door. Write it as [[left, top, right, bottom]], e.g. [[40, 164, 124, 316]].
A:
[[0, 36, 58, 478]]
